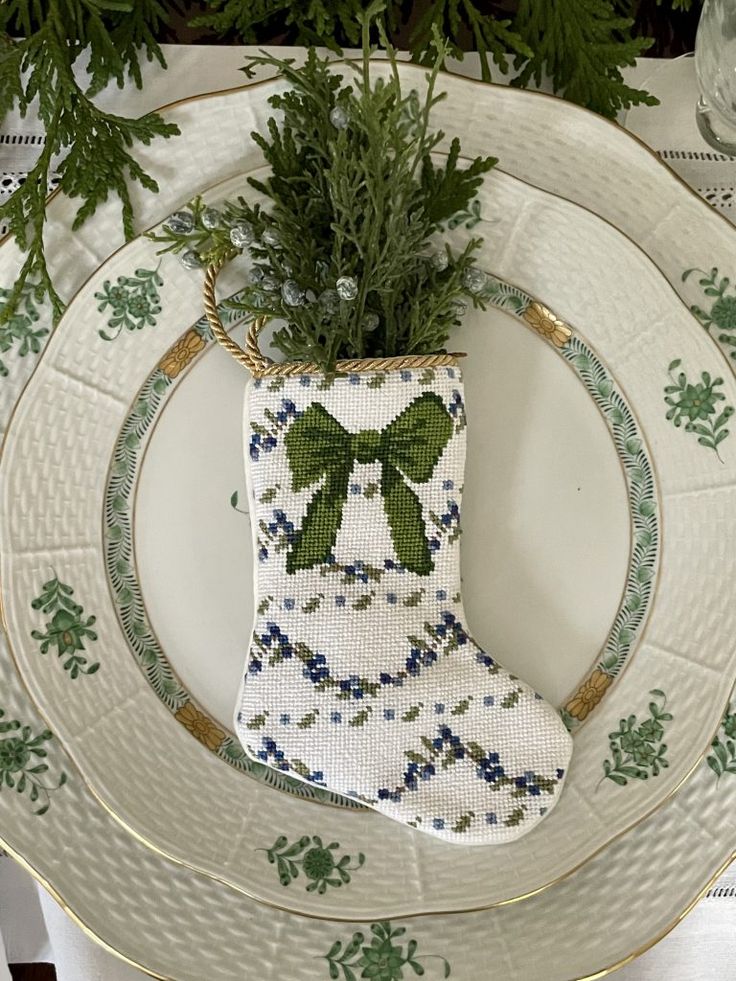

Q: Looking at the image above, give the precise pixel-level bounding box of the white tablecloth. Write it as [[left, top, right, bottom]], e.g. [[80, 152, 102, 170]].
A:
[[1, 46, 734, 981]]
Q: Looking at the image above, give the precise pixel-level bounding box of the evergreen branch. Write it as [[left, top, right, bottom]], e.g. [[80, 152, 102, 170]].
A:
[[191, 0, 371, 47], [410, 0, 533, 81], [158, 7, 495, 370], [0, 1, 178, 326], [194, 0, 659, 117], [512, 0, 658, 117]]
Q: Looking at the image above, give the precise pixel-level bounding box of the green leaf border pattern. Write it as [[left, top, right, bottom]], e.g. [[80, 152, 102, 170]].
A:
[[0, 708, 67, 815], [258, 834, 365, 894], [323, 921, 451, 980], [561, 338, 659, 681]]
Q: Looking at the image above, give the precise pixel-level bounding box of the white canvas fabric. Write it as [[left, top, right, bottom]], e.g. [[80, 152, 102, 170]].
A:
[[236, 364, 572, 844]]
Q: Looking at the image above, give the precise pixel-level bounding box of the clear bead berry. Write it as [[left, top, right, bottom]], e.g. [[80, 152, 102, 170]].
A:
[[462, 266, 487, 294], [431, 250, 449, 272], [231, 221, 255, 249], [164, 211, 194, 235], [319, 289, 339, 313], [181, 250, 203, 270], [201, 207, 222, 230], [336, 276, 358, 301], [281, 279, 306, 306], [330, 105, 349, 129]]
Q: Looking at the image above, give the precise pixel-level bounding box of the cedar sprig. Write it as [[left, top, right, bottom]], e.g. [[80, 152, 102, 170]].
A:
[[512, 0, 657, 116], [193, 0, 667, 116], [153, 4, 497, 370], [0, 1, 179, 326]]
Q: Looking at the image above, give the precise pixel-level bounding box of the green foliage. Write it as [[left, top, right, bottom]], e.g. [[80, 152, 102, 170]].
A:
[[411, 0, 533, 81], [194, 0, 662, 116], [513, 0, 657, 116], [0, 1, 179, 326], [191, 0, 370, 48], [153, 11, 496, 368]]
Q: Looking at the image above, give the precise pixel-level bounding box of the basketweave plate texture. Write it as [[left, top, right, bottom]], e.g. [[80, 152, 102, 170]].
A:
[[0, 63, 735, 978], [3, 142, 736, 919]]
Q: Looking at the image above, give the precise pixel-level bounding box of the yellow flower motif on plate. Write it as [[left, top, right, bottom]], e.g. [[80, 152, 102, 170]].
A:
[[523, 301, 572, 348], [175, 701, 225, 751], [566, 669, 613, 722], [159, 330, 205, 378]]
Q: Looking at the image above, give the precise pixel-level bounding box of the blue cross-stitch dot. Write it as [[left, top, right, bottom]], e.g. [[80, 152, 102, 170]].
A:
[[443, 479, 454, 490], [350, 483, 361, 495], [348, 373, 360, 385], [400, 370, 412, 381], [335, 595, 346, 607], [279, 714, 290, 725], [434, 703, 445, 714], [386, 592, 397, 605], [483, 695, 494, 707], [283, 598, 295, 611], [331, 711, 342, 724], [432, 817, 445, 830], [383, 708, 395, 720], [435, 589, 446, 601], [485, 812, 497, 825]]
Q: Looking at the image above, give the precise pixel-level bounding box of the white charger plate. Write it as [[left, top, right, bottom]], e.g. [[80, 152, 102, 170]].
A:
[[5, 158, 735, 918], [0, 64, 735, 977]]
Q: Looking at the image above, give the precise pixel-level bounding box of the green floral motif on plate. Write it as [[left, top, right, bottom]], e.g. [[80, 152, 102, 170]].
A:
[[30, 576, 99, 679], [599, 689, 672, 788], [707, 704, 736, 782], [323, 921, 450, 980], [0, 282, 48, 378], [95, 264, 163, 341], [683, 266, 736, 358], [258, 834, 365, 894], [664, 359, 733, 461], [0, 709, 67, 815]]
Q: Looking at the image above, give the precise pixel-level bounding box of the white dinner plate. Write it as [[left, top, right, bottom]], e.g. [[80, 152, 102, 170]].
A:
[[1, 63, 736, 978]]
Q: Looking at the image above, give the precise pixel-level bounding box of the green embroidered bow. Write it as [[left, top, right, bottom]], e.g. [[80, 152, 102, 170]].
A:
[[284, 392, 454, 576]]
